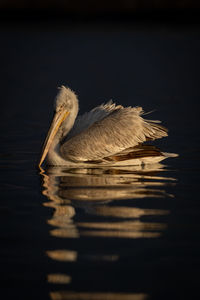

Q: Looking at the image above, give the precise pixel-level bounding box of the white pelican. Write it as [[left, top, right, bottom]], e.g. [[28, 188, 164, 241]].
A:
[[39, 86, 177, 167]]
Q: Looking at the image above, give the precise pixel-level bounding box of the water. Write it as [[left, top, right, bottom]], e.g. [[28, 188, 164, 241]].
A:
[[1, 22, 200, 300]]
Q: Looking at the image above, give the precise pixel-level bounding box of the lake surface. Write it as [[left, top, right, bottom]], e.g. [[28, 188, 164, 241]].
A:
[[1, 21, 200, 300]]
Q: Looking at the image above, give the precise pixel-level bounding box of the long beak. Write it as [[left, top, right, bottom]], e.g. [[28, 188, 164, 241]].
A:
[[38, 109, 70, 167]]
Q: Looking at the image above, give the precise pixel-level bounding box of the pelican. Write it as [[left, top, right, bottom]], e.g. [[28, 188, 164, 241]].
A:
[[39, 86, 177, 167]]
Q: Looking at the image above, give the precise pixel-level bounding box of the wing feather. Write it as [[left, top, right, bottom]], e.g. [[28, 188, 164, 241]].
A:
[[65, 100, 123, 140], [61, 107, 168, 162]]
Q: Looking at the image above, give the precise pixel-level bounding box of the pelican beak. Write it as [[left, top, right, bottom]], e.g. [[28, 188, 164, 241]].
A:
[[38, 109, 70, 167]]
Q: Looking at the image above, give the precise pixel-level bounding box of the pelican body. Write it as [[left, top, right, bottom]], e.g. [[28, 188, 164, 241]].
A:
[[39, 86, 177, 167]]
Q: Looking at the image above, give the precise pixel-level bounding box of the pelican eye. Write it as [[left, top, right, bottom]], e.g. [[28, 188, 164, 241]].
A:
[[56, 104, 65, 113]]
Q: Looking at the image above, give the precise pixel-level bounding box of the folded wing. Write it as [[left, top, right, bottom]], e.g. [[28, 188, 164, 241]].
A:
[[65, 100, 123, 140], [61, 106, 168, 162]]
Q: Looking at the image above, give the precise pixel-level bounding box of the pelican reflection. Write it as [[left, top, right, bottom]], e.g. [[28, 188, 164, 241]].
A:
[[40, 164, 175, 240], [40, 164, 176, 299]]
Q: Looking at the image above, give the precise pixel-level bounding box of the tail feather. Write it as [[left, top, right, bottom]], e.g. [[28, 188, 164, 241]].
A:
[[144, 120, 168, 141]]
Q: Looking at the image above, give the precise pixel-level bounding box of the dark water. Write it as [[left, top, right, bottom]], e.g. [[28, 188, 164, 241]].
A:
[[1, 22, 200, 300]]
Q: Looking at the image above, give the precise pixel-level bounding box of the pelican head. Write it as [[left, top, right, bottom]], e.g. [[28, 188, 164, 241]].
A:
[[39, 86, 79, 167]]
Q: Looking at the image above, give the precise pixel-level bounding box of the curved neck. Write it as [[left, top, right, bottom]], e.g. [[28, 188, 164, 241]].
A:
[[47, 102, 79, 165]]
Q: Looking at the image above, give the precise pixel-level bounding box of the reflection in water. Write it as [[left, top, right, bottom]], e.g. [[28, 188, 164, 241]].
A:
[[47, 273, 72, 284], [50, 291, 148, 300], [47, 249, 78, 262], [40, 164, 176, 299]]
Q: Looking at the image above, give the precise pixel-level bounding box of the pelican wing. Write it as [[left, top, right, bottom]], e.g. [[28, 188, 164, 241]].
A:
[[66, 100, 123, 140], [61, 107, 168, 162]]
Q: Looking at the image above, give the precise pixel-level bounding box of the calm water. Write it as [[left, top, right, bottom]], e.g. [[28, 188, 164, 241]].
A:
[[1, 22, 200, 300]]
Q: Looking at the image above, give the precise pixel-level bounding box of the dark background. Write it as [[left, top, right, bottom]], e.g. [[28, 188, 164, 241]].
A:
[[1, 1, 200, 300], [1, 0, 200, 17]]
